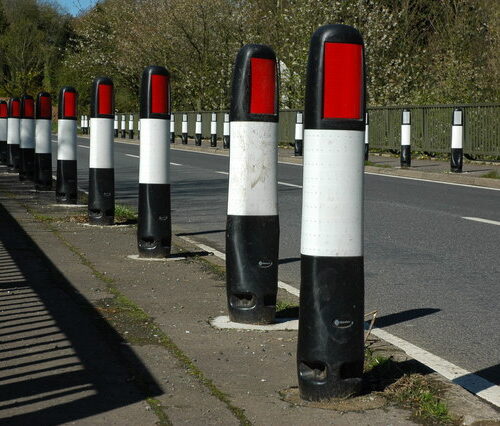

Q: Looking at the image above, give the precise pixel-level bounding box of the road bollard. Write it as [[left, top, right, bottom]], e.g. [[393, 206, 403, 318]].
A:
[[89, 77, 115, 225], [450, 108, 463, 173], [210, 113, 217, 147], [120, 114, 126, 139], [80, 115, 85, 134], [170, 113, 175, 143], [7, 98, 21, 171], [195, 113, 202, 146], [34, 92, 53, 191], [86, 115, 90, 134], [19, 95, 36, 181], [223, 113, 230, 149], [298, 24, 365, 401], [0, 101, 7, 164], [138, 118, 141, 139], [114, 114, 119, 137], [129, 114, 134, 139], [364, 112, 369, 161], [226, 44, 279, 324], [294, 111, 303, 156], [181, 113, 188, 144], [137, 65, 172, 258], [56, 86, 78, 204], [400, 109, 411, 168]]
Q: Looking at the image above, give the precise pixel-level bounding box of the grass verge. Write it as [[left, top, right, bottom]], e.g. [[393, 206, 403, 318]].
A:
[[482, 170, 500, 179]]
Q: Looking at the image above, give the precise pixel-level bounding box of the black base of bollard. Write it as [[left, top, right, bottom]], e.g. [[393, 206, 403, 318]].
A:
[[129, 131, 134, 140], [181, 133, 188, 145], [88, 168, 115, 225], [195, 134, 202, 146], [170, 132, 175, 144], [121, 130, 126, 139], [0, 141, 7, 164], [450, 148, 463, 173], [223, 136, 230, 149], [137, 183, 171, 258], [297, 254, 364, 401], [56, 160, 77, 204], [114, 130, 118, 138], [226, 215, 279, 324], [400, 146, 411, 168], [294, 139, 303, 156], [34, 153, 52, 190], [19, 148, 35, 181], [8, 144, 20, 171], [210, 135, 217, 147], [364, 144, 369, 161]]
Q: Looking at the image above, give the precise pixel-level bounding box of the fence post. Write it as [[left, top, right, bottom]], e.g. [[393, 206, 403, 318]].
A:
[[0, 101, 7, 164], [450, 108, 463, 173], [7, 98, 21, 171], [34, 92, 52, 190], [298, 24, 365, 401], [400, 109, 411, 167], [226, 44, 279, 324], [294, 111, 303, 156], [56, 86, 78, 204], [89, 77, 115, 225], [137, 65, 172, 258]]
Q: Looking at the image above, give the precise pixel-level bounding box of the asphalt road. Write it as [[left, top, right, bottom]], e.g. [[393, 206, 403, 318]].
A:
[[53, 136, 500, 387]]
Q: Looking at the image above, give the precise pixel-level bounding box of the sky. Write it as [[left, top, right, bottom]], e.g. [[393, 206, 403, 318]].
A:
[[53, 0, 99, 16]]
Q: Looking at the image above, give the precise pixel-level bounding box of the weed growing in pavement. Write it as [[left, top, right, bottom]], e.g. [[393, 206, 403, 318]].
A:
[[482, 170, 500, 179], [275, 300, 299, 318], [115, 204, 137, 223]]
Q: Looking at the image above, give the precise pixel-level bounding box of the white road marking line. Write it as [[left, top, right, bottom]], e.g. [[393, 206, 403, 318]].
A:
[[77, 145, 89, 149], [278, 181, 302, 188], [462, 216, 500, 226], [371, 327, 500, 408], [215, 171, 228, 175], [177, 233, 500, 408], [170, 162, 182, 166], [125, 154, 139, 158]]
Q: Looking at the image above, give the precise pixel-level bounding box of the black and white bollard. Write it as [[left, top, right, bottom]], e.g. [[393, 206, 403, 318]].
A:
[[181, 113, 188, 144], [364, 111, 369, 161], [294, 111, 303, 156], [137, 66, 172, 258], [226, 44, 279, 324], [128, 114, 134, 139], [223, 113, 230, 149], [56, 86, 78, 204], [7, 98, 21, 171], [195, 113, 202, 146], [114, 114, 119, 137], [400, 109, 411, 168], [80, 115, 85, 134], [0, 101, 7, 164], [86, 115, 90, 134], [120, 114, 126, 139], [89, 77, 115, 225], [298, 24, 365, 401], [210, 113, 217, 147], [19, 94, 36, 181], [170, 113, 175, 143], [34, 92, 53, 190], [450, 108, 463, 173]]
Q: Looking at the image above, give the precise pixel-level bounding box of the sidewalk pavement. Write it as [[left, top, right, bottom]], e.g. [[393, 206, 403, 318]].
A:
[[1, 165, 499, 425]]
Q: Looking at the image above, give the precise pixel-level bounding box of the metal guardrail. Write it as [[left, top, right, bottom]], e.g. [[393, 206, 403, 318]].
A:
[[116, 104, 499, 157]]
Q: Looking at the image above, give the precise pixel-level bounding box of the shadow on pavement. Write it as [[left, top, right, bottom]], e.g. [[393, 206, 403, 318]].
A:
[[0, 202, 162, 424], [375, 308, 441, 328]]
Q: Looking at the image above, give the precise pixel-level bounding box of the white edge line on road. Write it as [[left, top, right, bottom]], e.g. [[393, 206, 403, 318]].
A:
[[170, 162, 183, 166], [77, 145, 89, 149], [462, 216, 500, 226], [125, 154, 139, 158], [177, 233, 500, 408], [278, 181, 302, 189], [215, 171, 228, 175]]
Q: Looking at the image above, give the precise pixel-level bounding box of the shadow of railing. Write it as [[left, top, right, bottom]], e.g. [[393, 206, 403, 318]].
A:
[[0, 202, 162, 423]]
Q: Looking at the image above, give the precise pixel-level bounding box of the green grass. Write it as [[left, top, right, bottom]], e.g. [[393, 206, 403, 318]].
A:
[[482, 170, 500, 179], [114, 204, 138, 222]]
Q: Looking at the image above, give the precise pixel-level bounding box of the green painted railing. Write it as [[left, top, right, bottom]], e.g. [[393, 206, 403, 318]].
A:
[[116, 103, 499, 157]]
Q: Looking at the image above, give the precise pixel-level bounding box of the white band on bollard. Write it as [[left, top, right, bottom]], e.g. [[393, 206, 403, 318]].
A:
[[20, 119, 35, 149], [451, 126, 463, 149], [401, 124, 411, 146], [210, 120, 217, 135], [90, 118, 114, 168], [181, 120, 188, 134], [7, 118, 20, 145], [139, 118, 170, 184], [195, 120, 202, 134], [57, 120, 77, 160], [35, 120, 52, 154], [227, 121, 278, 216]]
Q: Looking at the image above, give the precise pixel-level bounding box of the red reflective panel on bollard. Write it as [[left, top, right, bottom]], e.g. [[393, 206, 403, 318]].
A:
[[24, 98, 35, 118], [250, 57, 276, 115], [12, 100, 21, 117], [98, 84, 113, 115], [323, 43, 363, 119], [151, 74, 168, 114], [0, 103, 7, 117], [39, 96, 52, 119], [64, 91, 77, 118]]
